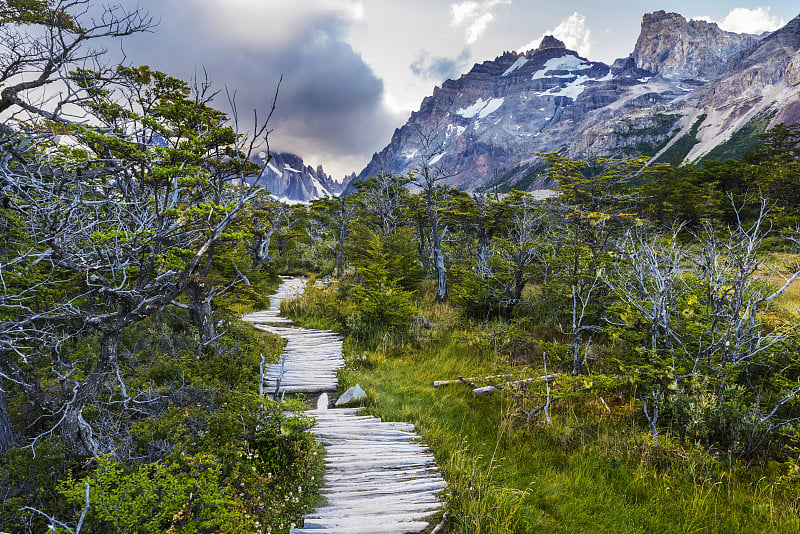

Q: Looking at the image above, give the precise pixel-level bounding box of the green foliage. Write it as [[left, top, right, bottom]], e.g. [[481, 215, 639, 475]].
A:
[[0, 0, 78, 28], [0, 442, 74, 533], [346, 227, 418, 338], [57, 455, 246, 533], [654, 113, 706, 164], [702, 111, 776, 162], [639, 164, 724, 226]]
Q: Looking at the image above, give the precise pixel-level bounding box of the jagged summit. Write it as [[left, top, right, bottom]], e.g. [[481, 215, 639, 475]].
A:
[[250, 152, 351, 202], [536, 35, 566, 52], [631, 11, 759, 81], [354, 10, 800, 193]]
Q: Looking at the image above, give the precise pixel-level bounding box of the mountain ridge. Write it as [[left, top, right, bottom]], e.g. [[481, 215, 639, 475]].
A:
[[250, 152, 353, 202], [353, 10, 800, 193]]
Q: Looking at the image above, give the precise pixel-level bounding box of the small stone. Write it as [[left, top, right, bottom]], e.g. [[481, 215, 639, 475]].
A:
[[335, 384, 367, 406], [316, 392, 329, 410]]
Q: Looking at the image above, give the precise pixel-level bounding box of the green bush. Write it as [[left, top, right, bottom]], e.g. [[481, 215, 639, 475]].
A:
[[58, 454, 247, 534]]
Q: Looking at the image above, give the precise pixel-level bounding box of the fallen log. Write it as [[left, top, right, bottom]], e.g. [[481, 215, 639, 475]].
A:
[[434, 374, 513, 387], [454, 374, 558, 398]]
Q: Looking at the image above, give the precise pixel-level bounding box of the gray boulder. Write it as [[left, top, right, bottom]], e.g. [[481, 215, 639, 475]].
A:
[[335, 384, 367, 406]]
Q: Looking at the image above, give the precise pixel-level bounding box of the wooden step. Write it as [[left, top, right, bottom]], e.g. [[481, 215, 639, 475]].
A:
[[245, 278, 445, 534]]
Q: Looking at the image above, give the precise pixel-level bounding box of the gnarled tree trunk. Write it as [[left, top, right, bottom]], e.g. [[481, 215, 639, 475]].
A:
[[0, 377, 15, 454], [60, 330, 120, 457], [186, 279, 216, 352], [250, 222, 276, 266], [427, 189, 447, 302]]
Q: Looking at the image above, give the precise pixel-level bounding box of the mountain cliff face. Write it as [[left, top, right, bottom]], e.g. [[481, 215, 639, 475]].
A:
[[631, 11, 759, 81], [683, 13, 800, 159], [251, 152, 350, 202], [356, 11, 800, 192]]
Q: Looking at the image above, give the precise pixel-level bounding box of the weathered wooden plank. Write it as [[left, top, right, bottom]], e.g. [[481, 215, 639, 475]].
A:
[[250, 278, 445, 534], [293, 528, 428, 533]]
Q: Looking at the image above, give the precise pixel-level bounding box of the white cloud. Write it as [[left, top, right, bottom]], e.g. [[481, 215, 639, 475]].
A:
[[691, 7, 785, 35], [451, 1, 481, 26], [720, 7, 785, 34], [450, 0, 511, 44], [518, 12, 592, 58]]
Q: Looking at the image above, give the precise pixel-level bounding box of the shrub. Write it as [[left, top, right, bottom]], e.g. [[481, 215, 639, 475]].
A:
[[57, 454, 247, 534]]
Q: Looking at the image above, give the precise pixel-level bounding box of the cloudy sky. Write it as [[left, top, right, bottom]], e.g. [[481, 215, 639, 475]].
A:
[[122, 1, 798, 179]]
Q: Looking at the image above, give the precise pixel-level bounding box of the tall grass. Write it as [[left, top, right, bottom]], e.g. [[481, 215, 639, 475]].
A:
[[285, 282, 800, 532]]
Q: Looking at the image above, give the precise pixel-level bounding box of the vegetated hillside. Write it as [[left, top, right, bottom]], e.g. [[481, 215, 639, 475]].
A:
[[354, 10, 800, 192]]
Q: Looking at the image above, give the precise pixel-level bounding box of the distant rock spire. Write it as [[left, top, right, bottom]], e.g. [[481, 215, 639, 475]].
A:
[[537, 35, 566, 51]]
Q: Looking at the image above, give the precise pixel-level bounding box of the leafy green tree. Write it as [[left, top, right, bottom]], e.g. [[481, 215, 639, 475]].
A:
[[542, 154, 650, 374], [638, 164, 724, 227], [0, 13, 274, 454], [347, 227, 416, 336]]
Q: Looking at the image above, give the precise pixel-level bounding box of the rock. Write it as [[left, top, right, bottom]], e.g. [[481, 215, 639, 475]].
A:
[[536, 35, 566, 51], [335, 384, 367, 406], [632, 11, 758, 81], [316, 392, 329, 410], [248, 152, 353, 202]]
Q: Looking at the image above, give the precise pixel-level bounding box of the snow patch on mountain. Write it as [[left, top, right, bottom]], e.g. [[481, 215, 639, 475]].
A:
[[502, 56, 529, 76], [250, 152, 351, 202], [532, 55, 590, 79], [457, 97, 505, 119], [429, 152, 446, 165]]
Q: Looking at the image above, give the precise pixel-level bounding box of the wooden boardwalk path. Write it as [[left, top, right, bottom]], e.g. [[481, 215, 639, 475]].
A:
[[243, 277, 446, 534]]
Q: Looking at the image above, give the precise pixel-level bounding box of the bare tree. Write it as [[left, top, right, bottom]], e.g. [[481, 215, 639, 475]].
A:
[[689, 198, 800, 375], [607, 198, 800, 448], [0, 0, 153, 121], [306, 193, 356, 276], [0, 2, 276, 455], [248, 194, 287, 266], [606, 225, 688, 442], [413, 126, 457, 302], [608, 225, 688, 356], [352, 172, 413, 239]]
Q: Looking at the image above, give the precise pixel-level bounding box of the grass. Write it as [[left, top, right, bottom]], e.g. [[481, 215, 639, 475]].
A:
[[346, 329, 800, 532], [286, 287, 800, 533], [701, 111, 776, 163]]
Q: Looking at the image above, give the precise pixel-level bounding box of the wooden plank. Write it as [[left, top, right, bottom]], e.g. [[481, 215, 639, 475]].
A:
[[251, 278, 445, 534]]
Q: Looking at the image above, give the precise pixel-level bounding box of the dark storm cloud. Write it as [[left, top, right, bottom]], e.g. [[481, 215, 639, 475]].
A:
[[116, 1, 399, 176], [410, 48, 472, 81]]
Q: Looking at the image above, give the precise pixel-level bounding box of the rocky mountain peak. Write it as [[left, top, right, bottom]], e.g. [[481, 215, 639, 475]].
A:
[[536, 35, 566, 52], [250, 152, 350, 202], [641, 10, 689, 26], [353, 10, 800, 194], [632, 10, 759, 81]]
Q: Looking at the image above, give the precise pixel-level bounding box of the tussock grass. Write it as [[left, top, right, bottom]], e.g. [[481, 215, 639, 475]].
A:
[[284, 282, 800, 533], [342, 317, 800, 532]]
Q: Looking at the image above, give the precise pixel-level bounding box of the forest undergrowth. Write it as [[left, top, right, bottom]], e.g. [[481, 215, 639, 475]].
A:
[[285, 279, 800, 533], [1, 273, 326, 534]]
